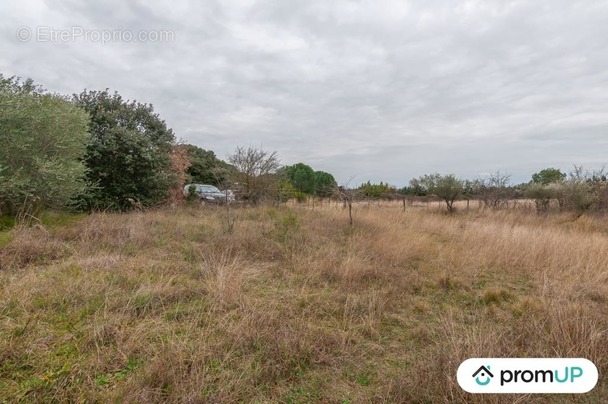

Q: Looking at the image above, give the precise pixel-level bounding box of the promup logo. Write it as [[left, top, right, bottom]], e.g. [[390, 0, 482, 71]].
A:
[[472, 365, 494, 386], [457, 358, 598, 393]]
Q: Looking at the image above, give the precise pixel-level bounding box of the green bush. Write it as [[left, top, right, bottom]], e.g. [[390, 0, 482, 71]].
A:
[[0, 76, 90, 217], [73, 90, 176, 211]]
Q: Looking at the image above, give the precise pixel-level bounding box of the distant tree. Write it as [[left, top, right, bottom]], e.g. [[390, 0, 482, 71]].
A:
[[397, 186, 411, 196], [183, 144, 234, 186], [0, 76, 90, 217], [282, 163, 316, 194], [73, 89, 176, 211], [227, 146, 281, 204], [525, 183, 554, 213], [278, 165, 336, 201], [462, 179, 475, 200], [407, 178, 427, 196], [563, 165, 606, 215], [314, 171, 337, 197], [474, 171, 513, 209], [531, 168, 566, 185], [524, 166, 607, 215], [418, 173, 463, 212], [358, 181, 391, 199]]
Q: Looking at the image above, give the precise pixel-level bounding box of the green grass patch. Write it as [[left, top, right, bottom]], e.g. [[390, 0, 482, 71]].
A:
[[96, 358, 143, 387], [0, 230, 13, 247], [0, 215, 16, 230], [39, 211, 86, 228]]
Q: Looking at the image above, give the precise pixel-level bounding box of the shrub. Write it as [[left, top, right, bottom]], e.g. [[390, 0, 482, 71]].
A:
[[0, 76, 90, 217]]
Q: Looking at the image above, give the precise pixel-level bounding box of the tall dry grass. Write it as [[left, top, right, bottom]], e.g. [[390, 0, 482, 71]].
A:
[[0, 204, 606, 402]]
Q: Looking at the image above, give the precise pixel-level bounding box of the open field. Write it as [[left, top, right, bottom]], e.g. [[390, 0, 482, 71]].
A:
[[1, 205, 607, 402]]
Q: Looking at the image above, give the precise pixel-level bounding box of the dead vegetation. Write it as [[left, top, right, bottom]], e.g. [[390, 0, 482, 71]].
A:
[[0, 204, 607, 402]]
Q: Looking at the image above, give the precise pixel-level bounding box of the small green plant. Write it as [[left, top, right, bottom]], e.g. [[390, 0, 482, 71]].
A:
[[274, 210, 301, 242], [0, 230, 13, 247], [0, 215, 16, 230], [355, 373, 371, 386], [96, 358, 142, 386], [294, 191, 307, 203], [284, 386, 318, 403], [186, 184, 199, 204]]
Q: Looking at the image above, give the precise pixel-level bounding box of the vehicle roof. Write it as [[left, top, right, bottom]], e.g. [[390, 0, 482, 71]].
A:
[[184, 183, 219, 188]]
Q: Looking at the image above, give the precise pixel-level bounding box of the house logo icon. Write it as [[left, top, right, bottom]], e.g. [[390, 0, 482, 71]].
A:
[[472, 365, 494, 386]]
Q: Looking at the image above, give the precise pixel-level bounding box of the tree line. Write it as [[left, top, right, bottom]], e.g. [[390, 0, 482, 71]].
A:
[[355, 168, 608, 216], [2, 74, 606, 219], [0, 75, 337, 218]]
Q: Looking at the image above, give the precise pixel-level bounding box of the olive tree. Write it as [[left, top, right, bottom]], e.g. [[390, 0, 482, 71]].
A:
[[0, 76, 90, 217], [524, 167, 566, 213], [418, 173, 463, 213], [525, 183, 554, 213], [563, 166, 604, 215]]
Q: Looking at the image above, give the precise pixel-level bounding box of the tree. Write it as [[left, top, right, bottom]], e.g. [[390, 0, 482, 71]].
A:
[[474, 170, 513, 209], [525, 183, 554, 213], [314, 171, 337, 197], [563, 165, 605, 215], [73, 89, 176, 211], [531, 168, 566, 185], [358, 181, 391, 199], [227, 146, 280, 204], [406, 178, 427, 196], [183, 144, 234, 186], [282, 163, 316, 194], [0, 76, 90, 217], [281, 164, 337, 198], [418, 173, 463, 212]]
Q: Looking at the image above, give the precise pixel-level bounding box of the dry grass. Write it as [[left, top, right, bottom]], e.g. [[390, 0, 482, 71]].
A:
[[0, 203, 607, 403]]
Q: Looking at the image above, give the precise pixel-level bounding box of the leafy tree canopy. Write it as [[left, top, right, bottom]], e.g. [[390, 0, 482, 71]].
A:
[[314, 170, 337, 197], [183, 144, 234, 187], [531, 168, 566, 185], [282, 163, 316, 194], [281, 164, 337, 198], [0, 75, 90, 216], [417, 173, 463, 212], [73, 89, 176, 211], [358, 181, 392, 198], [403, 179, 427, 196]]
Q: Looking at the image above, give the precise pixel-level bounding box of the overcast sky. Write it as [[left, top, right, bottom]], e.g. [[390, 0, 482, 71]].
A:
[[2, 0, 608, 186]]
